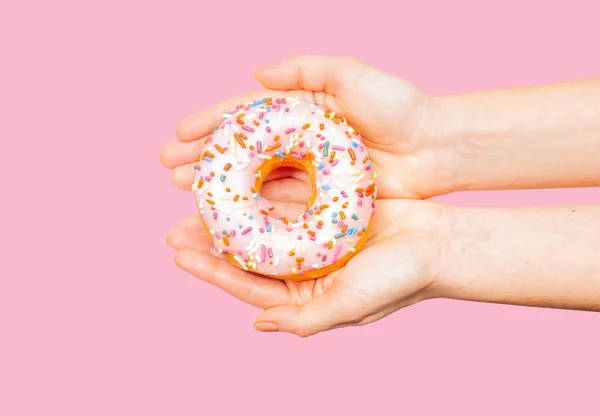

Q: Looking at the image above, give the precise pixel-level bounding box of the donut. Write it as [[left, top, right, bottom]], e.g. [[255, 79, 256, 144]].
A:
[[192, 97, 377, 281]]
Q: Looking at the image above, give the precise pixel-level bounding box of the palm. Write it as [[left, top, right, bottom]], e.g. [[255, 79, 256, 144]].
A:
[[167, 193, 444, 336]]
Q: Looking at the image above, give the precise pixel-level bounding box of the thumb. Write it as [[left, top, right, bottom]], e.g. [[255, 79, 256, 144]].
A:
[[253, 54, 365, 94], [254, 283, 361, 337]]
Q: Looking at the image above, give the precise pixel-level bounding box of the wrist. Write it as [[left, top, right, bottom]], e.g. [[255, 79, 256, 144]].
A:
[[427, 204, 490, 300]]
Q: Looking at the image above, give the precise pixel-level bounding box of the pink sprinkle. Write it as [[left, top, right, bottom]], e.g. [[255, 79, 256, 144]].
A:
[[207, 137, 213, 144], [292, 153, 303, 159], [334, 245, 342, 257], [371, 210, 376, 216], [257, 141, 262, 153], [249, 152, 255, 157], [241, 227, 252, 235], [205, 176, 212, 181], [244, 106, 250, 111], [359, 193, 364, 197], [258, 112, 265, 120], [359, 145, 364, 151], [285, 128, 295, 134], [237, 251, 243, 256], [341, 191, 348, 198], [286, 226, 292, 232], [213, 212, 218, 220], [309, 236, 316, 241], [268, 248, 273, 258], [230, 230, 236, 237], [338, 220, 344, 229], [316, 224, 323, 229], [317, 253, 322, 257], [322, 254, 327, 262], [322, 243, 328, 248], [332, 145, 345, 151], [222, 249, 229, 254], [259, 228, 264, 233], [357, 199, 363, 206], [266, 126, 272, 133], [318, 143, 325, 149], [322, 169, 330, 175], [332, 257, 337, 263], [364, 166, 371, 170], [281, 98, 287, 104], [299, 141, 305, 148], [260, 245, 266, 263], [242, 126, 254, 133], [297, 235, 302, 240], [276, 99, 281, 104], [331, 159, 339, 167]]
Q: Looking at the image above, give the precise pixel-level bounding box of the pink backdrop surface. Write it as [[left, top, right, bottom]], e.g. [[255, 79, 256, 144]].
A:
[[1, 0, 599, 415]]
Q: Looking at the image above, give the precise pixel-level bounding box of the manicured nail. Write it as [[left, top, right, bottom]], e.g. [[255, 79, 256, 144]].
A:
[[255, 322, 278, 332]]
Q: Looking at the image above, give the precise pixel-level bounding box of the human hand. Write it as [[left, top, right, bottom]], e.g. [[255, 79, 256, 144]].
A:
[[160, 54, 458, 199], [167, 198, 449, 336]]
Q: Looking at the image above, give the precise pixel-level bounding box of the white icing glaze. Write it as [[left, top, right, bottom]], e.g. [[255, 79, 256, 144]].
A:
[[193, 97, 376, 277]]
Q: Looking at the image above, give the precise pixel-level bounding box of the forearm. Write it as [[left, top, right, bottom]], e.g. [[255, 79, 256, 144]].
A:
[[436, 205, 600, 311], [437, 78, 600, 191]]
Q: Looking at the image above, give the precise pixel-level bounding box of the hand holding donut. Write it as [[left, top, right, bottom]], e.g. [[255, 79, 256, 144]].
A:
[[161, 55, 457, 201]]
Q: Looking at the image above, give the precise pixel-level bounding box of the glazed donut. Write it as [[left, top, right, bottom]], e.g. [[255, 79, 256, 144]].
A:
[[192, 97, 376, 281]]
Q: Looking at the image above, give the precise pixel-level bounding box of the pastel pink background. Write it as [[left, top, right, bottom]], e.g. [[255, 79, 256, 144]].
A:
[[1, 0, 599, 414]]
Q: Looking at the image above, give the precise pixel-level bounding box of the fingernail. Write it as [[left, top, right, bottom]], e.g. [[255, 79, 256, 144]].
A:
[[255, 322, 278, 332], [254, 65, 276, 72]]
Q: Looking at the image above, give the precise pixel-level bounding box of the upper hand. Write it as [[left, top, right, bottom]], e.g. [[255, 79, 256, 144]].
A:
[[160, 55, 458, 199]]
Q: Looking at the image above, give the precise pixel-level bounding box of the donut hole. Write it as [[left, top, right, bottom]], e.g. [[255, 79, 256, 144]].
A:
[[259, 167, 312, 220]]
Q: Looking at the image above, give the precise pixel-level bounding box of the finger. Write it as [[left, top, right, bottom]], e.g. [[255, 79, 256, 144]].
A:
[[254, 279, 362, 337], [260, 178, 311, 205], [254, 55, 365, 95], [166, 223, 210, 251], [174, 248, 289, 309], [170, 162, 197, 190], [160, 139, 204, 169], [176, 89, 312, 142], [261, 167, 308, 182], [179, 215, 201, 227]]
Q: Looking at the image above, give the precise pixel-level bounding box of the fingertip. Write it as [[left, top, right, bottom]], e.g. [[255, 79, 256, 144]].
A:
[[159, 141, 181, 168], [254, 322, 278, 332], [174, 248, 195, 270], [171, 165, 193, 191], [179, 215, 202, 227], [166, 226, 181, 249], [175, 116, 195, 141], [159, 143, 171, 167], [255, 305, 312, 337]]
